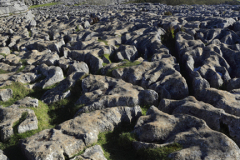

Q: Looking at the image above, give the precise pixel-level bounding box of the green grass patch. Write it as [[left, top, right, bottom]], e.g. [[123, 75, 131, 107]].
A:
[[75, 25, 81, 32], [106, 60, 141, 77], [0, 100, 53, 160], [12, 112, 28, 134], [96, 120, 181, 160], [141, 105, 151, 116], [164, 11, 172, 16], [98, 39, 108, 46], [28, 31, 32, 37], [136, 143, 182, 160], [0, 82, 32, 107], [96, 122, 138, 160], [103, 54, 111, 63], [0, 53, 6, 58], [0, 76, 86, 159], [0, 69, 9, 74], [29, 2, 59, 9], [73, 2, 87, 6], [16, 59, 28, 73]]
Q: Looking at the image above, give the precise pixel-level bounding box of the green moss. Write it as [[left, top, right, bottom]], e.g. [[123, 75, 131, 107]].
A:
[[141, 105, 151, 116], [28, 31, 32, 37], [0, 69, 9, 74], [0, 82, 32, 107], [96, 122, 137, 160], [106, 60, 141, 77], [12, 112, 28, 134], [75, 25, 81, 32], [0, 100, 53, 160], [98, 39, 108, 46], [16, 59, 28, 73], [74, 2, 86, 6], [164, 11, 172, 16], [103, 54, 111, 63], [0, 76, 86, 159], [0, 53, 6, 58], [29, 2, 59, 9], [136, 143, 182, 160]]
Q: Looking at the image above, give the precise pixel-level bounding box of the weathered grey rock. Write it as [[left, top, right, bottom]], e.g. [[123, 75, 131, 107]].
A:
[[22, 50, 60, 66], [75, 75, 158, 114], [0, 89, 12, 102], [159, 96, 240, 145], [134, 106, 240, 160], [176, 32, 231, 89], [0, 106, 38, 141], [0, 62, 21, 72], [30, 64, 64, 89], [115, 45, 139, 61], [197, 88, 240, 117], [12, 97, 38, 108], [0, 0, 28, 17], [111, 58, 188, 100], [0, 150, 8, 160], [41, 72, 86, 104], [3, 54, 21, 65], [69, 50, 103, 74], [71, 145, 107, 160], [67, 61, 89, 76], [21, 106, 141, 160], [10, 72, 41, 84], [0, 47, 10, 55], [226, 78, 240, 91]]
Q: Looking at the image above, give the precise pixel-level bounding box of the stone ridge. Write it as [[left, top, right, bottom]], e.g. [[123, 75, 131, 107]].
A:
[[0, 0, 28, 17]]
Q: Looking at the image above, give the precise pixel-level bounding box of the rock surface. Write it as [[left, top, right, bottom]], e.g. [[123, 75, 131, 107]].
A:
[[0, 106, 38, 141], [75, 75, 158, 114], [0, 150, 8, 160], [134, 106, 240, 160], [0, 0, 28, 17], [1, 1, 240, 160], [0, 89, 12, 102], [71, 145, 107, 160], [20, 106, 141, 160]]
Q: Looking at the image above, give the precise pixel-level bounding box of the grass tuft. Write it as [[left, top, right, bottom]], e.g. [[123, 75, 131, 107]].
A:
[[29, 2, 59, 9], [106, 60, 141, 77], [136, 143, 182, 160], [98, 39, 108, 46]]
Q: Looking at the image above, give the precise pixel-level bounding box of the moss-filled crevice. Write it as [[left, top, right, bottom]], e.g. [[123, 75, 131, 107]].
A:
[[136, 143, 182, 160], [105, 59, 141, 77], [0, 77, 85, 159]]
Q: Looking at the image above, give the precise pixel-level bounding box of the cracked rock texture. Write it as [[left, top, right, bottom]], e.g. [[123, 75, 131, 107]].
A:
[[20, 106, 141, 160], [1, 1, 240, 160]]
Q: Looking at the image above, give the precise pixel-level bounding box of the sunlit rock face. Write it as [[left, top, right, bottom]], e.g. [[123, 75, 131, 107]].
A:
[[0, 0, 28, 17]]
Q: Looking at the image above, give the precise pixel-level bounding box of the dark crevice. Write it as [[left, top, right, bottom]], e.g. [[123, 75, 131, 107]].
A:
[[161, 27, 193, 96]]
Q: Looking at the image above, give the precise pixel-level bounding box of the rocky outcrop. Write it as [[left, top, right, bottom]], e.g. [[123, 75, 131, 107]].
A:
[[0, 0, 28, 17], [1, 2, 240, 160], [71, 145, 107, 160], [110, 57, 188, 100], [20, 106, 141, 160], [159, 96, 240, 145], [0, 106, 38, 141], [134, 106, 240, 160], [0, 150, 8, 160], [0, 89, 12, 101], [75, 75, 158, 114]]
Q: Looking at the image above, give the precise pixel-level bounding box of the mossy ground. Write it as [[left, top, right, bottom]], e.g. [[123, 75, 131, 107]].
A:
[[0, 79, 84, 159], [29, 2, 60, 9], [106, 59, 141, 76], [95, 121, 182, 160]]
